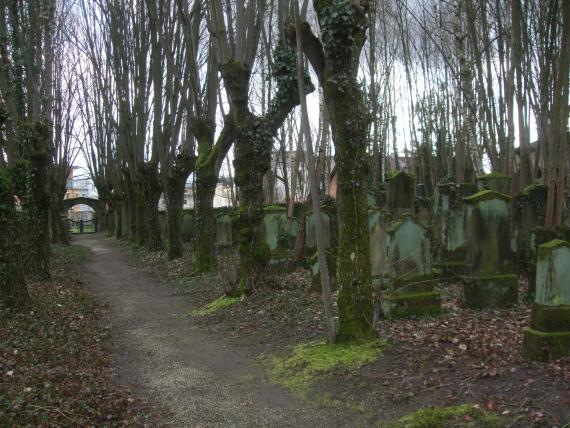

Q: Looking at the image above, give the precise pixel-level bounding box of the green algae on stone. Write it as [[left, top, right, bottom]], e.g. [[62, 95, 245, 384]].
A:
[[390, 404, 503, 428], [190, 295, 240, 316], [266, 339, 386, 394]]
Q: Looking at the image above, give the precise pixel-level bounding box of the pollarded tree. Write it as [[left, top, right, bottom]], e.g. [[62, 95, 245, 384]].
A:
[[208, 0, 311, 289], [298, 0, 375, 341]]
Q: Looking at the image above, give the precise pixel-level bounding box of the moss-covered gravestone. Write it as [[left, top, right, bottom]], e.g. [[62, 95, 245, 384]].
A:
[[381, 217, 441, 318], [386, 171, 416, 218], [461, 190, 517, 308], [527, 226, 570, 296], [181, 210, 195, 243], [476, 172, 512, 196], [523, 240, 570, 361], [306, 201, 337, 291], [262, 205, 297, 266], [432, 183, 476, 278], [513, 184, 548, 279], [305, 210, 331, 251], [216, 212, 233, 247], [368, 208, 389, 288]]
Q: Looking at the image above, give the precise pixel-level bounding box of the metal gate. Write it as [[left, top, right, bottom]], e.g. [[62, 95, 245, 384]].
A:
[[69, 219, 98, 234]]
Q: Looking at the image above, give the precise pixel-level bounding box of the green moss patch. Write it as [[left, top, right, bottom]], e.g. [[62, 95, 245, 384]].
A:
[[463, 189, 512, 203], [391, 404, 503, 428], [190, 295, 240, 316], [266, 339, 386, 394]]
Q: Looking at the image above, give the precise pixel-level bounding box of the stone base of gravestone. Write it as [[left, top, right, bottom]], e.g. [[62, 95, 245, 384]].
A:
[[461, 274, 518, 308], [381, 290, 441, 319], [433, 261, 471, 280], [309, 249, 337, 293]]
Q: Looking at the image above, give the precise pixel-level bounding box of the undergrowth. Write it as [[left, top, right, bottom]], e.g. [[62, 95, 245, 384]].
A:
[[0, 244, 153, 426]]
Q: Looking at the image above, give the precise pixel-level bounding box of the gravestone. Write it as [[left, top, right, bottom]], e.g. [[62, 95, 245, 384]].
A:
[[523, 240, 570, 360], [306, 200, 337, 291], [262, 205, 298, 267], [432, 183, 476, 278], [386, 171, 416, 219], [461, 190, 518, 308], [381, 217, 441, 318], [476, 172, 512, 195], [368, 208, 389, 288], [513, 184, 548, 281], [216, 212, 233, 247], [181, 209, 195, 243]]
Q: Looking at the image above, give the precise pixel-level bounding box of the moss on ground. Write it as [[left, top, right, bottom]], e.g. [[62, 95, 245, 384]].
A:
[[190, 295, 240, 316], [266, 339, 386, 394], [390, 404, 503, 428]]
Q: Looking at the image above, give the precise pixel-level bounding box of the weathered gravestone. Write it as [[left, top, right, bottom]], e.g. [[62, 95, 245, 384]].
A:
[[432, 182, 476, 278], [461, 190, 518, 308], [386, 171, 416, 219], [476, 172, 512, 195], [513, 184, 547, 277], [369, 208, 389, 288], [523, 240, 570, 361], [528, 226, 570, 295], [381, 217, 441, 318], [216, 212, 233, 247], [262, 205, 298, 266]]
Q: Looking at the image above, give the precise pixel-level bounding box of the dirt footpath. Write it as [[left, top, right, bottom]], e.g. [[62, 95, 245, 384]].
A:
[[74, 234, 350, 427]]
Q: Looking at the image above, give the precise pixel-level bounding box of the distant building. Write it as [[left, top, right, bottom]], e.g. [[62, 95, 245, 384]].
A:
[[64, 167, 98, 221], [158, 178, 234, 211]]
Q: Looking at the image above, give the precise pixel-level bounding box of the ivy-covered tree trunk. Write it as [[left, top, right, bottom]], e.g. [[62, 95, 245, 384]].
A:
[[220, 44, 308, 291], [301, 0, 375, 341], [0, 167, 30, 309], [21, 123, 52, 279], [194, 161, 218, 272], [232, 113, 275, 291]]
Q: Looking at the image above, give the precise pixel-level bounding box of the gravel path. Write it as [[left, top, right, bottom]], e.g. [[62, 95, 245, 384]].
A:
[[74, 234, 350, 427]]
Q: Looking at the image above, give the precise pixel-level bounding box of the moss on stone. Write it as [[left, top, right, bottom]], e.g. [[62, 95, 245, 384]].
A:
[[463, 189, 512, 203], [190, 295, 240, 316], [523, 327, 570, 361], [461, 274, 518, 308], [265, 339, 386, 394], [382, 291, 442, 319], [390, 404, 503, 428], [262, 204, 287, 212], [530, 304, 570, 332], [477, 172, 510, 180]]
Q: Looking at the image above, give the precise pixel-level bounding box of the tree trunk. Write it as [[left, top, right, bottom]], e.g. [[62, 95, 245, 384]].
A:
[[194, 162, 217, 272], [27, 143, 51, 279], [301, 0, 375, 342], [114, 200, 123, 239], [0, 167, 30, 309], [164, 175, 186, 260], [143, 167, 163, 251]]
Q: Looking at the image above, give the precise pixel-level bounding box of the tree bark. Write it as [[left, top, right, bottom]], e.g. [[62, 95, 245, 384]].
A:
[[299, 0, 375, 342]]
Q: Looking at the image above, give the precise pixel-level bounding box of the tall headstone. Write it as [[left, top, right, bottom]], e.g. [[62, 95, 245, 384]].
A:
[[306, 200, 337, 290], [513, 184, 548, 286], [523, 240, 570, 360], [262, 205, 298, 267], [216, 212, 233, 247], [461, 190, 518, 307], [432, 182, 476, 278], [381, 217, 441, 318], [386, 171, 416, 219], [368, 208, 389, 288]]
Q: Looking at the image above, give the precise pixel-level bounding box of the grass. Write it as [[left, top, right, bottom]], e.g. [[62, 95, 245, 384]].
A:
[[390, 404, 503, 428], [266, 339, 387, 394], [190, 295, 240, 316]]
